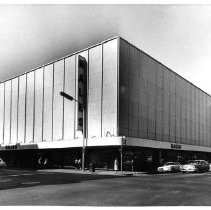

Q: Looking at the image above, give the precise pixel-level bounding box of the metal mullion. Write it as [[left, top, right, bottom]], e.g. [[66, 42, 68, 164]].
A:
[[86, 52, 89, 140], [168, 73, 170, 143], [9, 81, 12, 144], [42, 67, 45, 142], [3, 83, 5, 145], [154, 63, 157, 141], [33, 71, 36, 143], [138, 50, 140, 139], [175, 75, 177, 143], [17, 78, 19, 144], [146, 57, 149, 140], [62, 59, 65, 140], [101, 44, 103, 137], [74, 55, 76, 139], [117, 37, 120, 137], [52, 63, 55, 141], [24, 75, 27, 144], [128, 44, 130, 137]]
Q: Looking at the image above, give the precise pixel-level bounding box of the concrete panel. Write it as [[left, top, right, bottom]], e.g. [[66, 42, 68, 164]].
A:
[[156, 110, 163, 141], [43, 64, 53, 142], [34, 68, 43, 143], [195, 88, 199, 146], [0, 84, 4, 144], [130, 46, 139, 77], [18, 75, 26, 143], [102, 39, 117, 137], [64, 56, 75, 140], [156, 64, 163, 88], [11, 78, 18, 144], [53, 60, 64, 141], [26, 71, 34, 143], [4, 81, 11, 145], [88, 46, 102, 138]]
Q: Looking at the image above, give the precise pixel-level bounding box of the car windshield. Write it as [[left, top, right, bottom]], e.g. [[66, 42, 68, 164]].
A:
[[184, 160, 203, 164], [164, 162, 174, 166]]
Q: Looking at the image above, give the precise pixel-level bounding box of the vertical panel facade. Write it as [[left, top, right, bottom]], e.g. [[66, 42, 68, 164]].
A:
[[0, 37, 210, 151], [0, 38, 118, 146], [119, 38, 211, 147]]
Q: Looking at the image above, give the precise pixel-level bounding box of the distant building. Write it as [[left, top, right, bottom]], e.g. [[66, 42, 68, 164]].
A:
[[0, 36, 211, 171]]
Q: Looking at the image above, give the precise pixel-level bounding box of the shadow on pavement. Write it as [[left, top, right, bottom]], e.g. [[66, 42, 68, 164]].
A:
[[0, 168, 126, 191]]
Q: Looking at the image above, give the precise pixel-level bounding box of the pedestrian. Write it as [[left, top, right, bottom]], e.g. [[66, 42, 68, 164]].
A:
[[78, 158, 82, 169], [37, 156, 42, 168], [43, 157, 48, 168], [131, 159, 134, 172], [114, 158, 118, 173], [75, 158, 78, 169]]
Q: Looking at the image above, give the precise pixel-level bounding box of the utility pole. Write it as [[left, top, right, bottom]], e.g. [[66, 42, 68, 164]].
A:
[[60, 91, 86, 172]]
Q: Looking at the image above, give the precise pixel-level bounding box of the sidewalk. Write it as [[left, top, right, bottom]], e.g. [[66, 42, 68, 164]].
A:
[[38, 168, 148, 176]]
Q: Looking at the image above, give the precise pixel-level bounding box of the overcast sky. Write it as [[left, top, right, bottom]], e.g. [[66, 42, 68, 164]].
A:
[[0, 4, 211, 94]]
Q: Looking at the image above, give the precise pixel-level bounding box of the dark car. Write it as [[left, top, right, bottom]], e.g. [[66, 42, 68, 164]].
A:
[[181, 160, 209, 173]]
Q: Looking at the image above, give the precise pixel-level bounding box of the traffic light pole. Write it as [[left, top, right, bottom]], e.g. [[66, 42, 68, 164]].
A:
[[82, 107, 86, 172], [120, 143, 123, 173], [120, 137, 126, 173]]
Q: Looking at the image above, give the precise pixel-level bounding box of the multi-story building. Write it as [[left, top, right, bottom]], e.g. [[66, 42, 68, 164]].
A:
[[0, 36, 211, 171]]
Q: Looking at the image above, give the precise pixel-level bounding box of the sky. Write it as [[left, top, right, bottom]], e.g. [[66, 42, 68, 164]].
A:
[[0, 4, 211, 94]]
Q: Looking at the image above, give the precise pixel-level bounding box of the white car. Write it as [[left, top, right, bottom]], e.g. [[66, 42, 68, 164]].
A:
[[157, 162, 181, 173], [0, 158, 6, 168], [181, 160, 209, 173]]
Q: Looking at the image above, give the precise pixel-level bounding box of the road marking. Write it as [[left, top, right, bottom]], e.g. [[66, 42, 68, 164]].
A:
[[0, 179, 11, 182], [21, 181, 40, 185], [9, 173, 34, 177]]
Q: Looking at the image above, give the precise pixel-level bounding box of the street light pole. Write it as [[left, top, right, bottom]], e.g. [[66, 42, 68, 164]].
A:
[[60, 91, 86, 172]]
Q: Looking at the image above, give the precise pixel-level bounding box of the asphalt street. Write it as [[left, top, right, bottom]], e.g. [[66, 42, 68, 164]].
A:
[[1, 169, 211, 206]]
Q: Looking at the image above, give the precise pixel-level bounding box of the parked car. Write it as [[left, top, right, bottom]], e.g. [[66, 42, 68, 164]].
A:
[[0, 158, 6, 168], [181, 160, 209, 173], [157, 162, 181, 173]]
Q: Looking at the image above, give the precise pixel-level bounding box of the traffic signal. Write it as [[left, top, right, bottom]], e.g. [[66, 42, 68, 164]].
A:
[[122, 137, 126, 146]]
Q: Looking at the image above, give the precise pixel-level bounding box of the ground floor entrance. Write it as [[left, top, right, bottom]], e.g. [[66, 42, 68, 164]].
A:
[[1, 146, 211, 172]]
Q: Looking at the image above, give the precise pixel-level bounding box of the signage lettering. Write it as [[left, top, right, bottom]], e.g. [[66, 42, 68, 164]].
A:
[[171, 144, 181, 150], [5, 145, 17, 150]]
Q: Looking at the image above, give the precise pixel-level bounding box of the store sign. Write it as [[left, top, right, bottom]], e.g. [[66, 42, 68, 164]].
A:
[[171, 144, 182, 150], [5, 145, 17, 150], [77, 55, 87, 131]]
